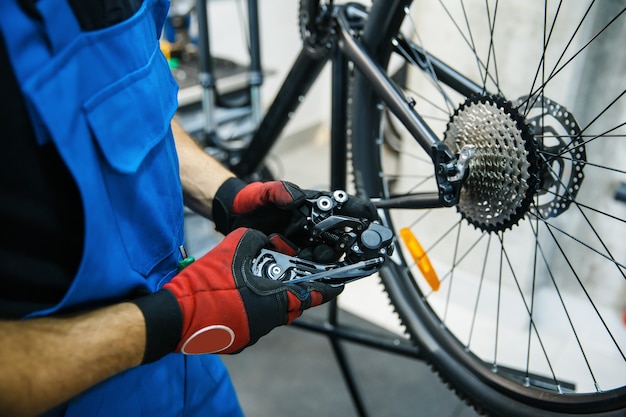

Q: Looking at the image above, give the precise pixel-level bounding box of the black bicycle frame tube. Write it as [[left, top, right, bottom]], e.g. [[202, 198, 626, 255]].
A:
[[232, 51, 328, 177], [247, 0, 262, 85], [330, 46, 349, 191], [335, 8, 446, 159], [373, 194, 443, 209], [247, 0, 263, 125], [196, 0, 218, 142], [394, 36, 484, 99]]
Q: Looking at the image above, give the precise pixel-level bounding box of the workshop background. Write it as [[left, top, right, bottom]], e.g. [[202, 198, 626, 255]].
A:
[[168, 1, 625, 416]]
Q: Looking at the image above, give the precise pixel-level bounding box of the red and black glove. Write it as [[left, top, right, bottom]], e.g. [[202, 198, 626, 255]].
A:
[[132, 228, 342, 362], [212, 178, 378, 260]]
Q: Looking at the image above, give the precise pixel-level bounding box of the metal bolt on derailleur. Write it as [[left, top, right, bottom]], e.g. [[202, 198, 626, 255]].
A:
[[447, 144, 475, 182], [251, 190, 394, 286]]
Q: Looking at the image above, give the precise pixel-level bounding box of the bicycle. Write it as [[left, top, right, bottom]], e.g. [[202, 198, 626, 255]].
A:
[[181, 1, 626, 416]]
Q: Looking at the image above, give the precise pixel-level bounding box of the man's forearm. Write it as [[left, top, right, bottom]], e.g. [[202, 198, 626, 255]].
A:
[[0, 302, 146, 417], [171, 118, 235, 219]]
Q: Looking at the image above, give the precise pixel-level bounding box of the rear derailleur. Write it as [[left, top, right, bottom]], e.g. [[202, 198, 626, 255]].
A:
[[252, 190, 394, 286]]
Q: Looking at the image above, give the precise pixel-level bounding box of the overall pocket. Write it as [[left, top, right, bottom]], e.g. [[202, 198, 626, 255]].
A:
[[84, 47, 182, 277]]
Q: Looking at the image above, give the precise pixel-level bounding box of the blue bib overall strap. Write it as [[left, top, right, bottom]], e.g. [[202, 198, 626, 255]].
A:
[[0, 0, 242, 415]]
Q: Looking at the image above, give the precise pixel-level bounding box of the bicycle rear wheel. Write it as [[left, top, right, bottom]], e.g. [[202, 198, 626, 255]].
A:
[[351, 1, 626, 416]]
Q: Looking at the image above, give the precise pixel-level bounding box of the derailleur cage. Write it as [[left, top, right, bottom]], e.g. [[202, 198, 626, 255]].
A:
[[251, 190, 394, 286]]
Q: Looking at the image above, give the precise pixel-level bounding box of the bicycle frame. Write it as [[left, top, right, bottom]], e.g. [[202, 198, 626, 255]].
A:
[[214, 2, 472, 209]]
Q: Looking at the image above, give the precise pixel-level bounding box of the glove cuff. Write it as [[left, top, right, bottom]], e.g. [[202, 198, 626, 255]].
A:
[[212, 177, 248, 234], [131, 289, 183, 364]]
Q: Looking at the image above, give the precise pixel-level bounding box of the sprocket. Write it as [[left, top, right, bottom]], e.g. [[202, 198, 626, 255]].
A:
[[444, 95, 539, 232]]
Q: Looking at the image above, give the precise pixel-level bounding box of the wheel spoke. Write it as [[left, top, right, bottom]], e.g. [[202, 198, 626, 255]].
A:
[[435, 0, 498, 92], [459, 0, 487, 90], [401, 8, 457, 112], [525, 216, 602, 391], [521, 0, 569, 115], [537, 152, 626, 279], [425, 229, 488, 298], [467, 233, 492, 348], [559, 93, 626, 157], [498, 234, 562, 389], [535, 217, 626, 365], [523, 5, 625, 112], [443, 220, 463, 323], [481, 0, 501, 94]]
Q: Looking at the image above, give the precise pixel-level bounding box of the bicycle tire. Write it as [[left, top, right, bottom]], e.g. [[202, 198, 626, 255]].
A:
[[351, 1, 626, 416]]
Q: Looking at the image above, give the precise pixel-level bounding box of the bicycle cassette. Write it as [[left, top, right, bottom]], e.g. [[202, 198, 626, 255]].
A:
[[251, 190, 394, 286]]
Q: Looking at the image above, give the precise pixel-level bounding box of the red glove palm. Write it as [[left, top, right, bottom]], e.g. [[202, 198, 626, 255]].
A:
[[157, 228, 342, 355]]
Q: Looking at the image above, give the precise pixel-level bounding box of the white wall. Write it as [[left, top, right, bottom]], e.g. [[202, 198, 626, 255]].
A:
[[205, 0, 332, 138]]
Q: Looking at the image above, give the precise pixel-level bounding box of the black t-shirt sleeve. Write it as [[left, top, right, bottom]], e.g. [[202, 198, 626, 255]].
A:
[[0, 30, 84, 318]]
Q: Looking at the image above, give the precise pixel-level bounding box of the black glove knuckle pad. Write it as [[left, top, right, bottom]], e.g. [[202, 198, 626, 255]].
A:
[[238, 287, 288, 344], [282, 181, 307, 207]]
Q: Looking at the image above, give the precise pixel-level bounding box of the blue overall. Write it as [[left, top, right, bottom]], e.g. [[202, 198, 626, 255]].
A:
[[0, 0, 243, 415]]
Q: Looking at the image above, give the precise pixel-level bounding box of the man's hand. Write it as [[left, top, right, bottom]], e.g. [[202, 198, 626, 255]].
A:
[[135, 228, 343, 357], [211, 178, 379, 259]]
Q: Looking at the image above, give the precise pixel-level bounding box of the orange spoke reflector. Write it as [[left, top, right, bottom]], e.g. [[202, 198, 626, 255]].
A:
[[399, 227, 440, 291]]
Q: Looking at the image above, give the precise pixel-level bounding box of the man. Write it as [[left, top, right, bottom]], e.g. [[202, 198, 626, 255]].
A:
[[0, 1, 377, 416]]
